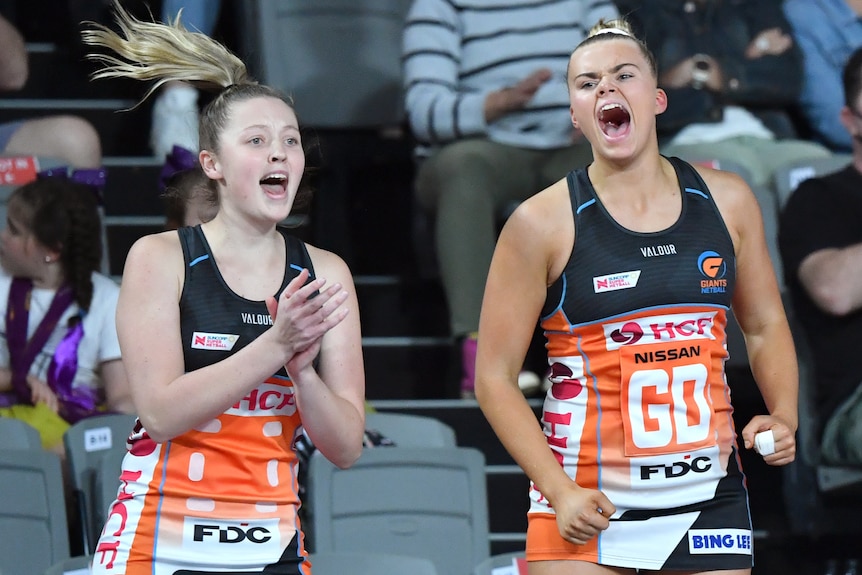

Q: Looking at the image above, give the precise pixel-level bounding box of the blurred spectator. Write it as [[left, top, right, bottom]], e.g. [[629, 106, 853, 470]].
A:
[[626, 0, 830, 188], [150, 0, 222, 159], [783, 0, 862, 153], [779, 46, 862, 467], [0, 176, 132, 456], [403, 0, 618, 398], [0, 12, 101, 168], [158, 144, 217, 230]]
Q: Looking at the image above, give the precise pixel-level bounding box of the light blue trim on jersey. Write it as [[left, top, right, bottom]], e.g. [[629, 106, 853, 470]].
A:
[[540, 273, 568, 323], [151, 441, 173, 573], [289, 457, 306, 564], [685, 187, 709, 199], [270, 373, 294, 385], [576, 333, 605, 558], [577, 198, 596, 214], [543, 302, 731, 334], [189, 254, 209, 267], [289, 263, 303, 272]]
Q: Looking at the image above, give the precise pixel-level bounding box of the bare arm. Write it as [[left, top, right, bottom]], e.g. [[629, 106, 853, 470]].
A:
[[706, 168, 798, 465], [101, 358, 134, 415], [281, 246, 366, 469], [475, 183, 615, 545], [476, 197, 557, 487], [0, 368, 58, 411], [0, 13, 28, 91], [797, 244, 862, 316], [117, 233, 350, 443]]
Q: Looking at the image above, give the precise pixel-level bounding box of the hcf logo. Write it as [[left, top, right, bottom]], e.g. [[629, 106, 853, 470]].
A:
[[604, 312, 716, 350]]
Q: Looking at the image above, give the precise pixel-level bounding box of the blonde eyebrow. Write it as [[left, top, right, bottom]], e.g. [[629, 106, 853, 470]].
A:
[[574, 62, 640, 81]]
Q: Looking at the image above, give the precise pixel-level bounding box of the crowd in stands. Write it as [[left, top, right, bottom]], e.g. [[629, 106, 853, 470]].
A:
[[0, 12, 101, 169], [403, 0, 617, 398], [779, 45, 862, 468], [3, 0, 862, 573], [402, 0, 857, 407]]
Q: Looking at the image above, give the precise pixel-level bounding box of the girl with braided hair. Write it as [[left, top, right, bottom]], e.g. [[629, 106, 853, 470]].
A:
[[0, 176, 133, 454], [81, 2, 365, 573]]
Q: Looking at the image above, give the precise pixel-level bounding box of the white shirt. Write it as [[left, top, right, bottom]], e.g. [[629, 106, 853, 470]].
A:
[[669, 105, 775, 146], [0, 269, 121, 398]]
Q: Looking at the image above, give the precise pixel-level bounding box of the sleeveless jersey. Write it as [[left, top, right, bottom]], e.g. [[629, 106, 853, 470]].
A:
[[91, 226, 315, 575], [527, 157, 753, 570]]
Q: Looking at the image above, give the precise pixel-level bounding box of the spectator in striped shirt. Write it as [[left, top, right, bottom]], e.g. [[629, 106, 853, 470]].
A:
[[403, 0, 619, 399]]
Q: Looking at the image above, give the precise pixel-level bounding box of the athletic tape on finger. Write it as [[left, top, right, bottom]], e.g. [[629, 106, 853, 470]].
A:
[[754, 429, 775, 456]]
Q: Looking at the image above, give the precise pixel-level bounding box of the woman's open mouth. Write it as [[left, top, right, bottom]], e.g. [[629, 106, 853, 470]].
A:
[[598, 103, 632, 139], [260, 173, 288, 196]]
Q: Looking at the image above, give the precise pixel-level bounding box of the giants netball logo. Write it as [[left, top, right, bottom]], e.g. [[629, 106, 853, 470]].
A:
[[698, 251, 727, 294]]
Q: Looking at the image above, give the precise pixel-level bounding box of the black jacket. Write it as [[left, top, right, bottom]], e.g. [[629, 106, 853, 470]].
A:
[[625, 0, 803, 141]]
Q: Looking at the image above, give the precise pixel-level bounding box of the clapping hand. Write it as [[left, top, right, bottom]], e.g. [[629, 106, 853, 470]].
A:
[[265, 268, 349, 374]]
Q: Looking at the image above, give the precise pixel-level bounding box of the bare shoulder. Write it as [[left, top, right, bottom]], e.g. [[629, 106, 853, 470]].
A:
[[122, 230, 185, 284], [693, 164, 756, 209], [691, 163, 763, 248], [128, 229, 182, 260], [504, 177, 574, 278], [508, 177, 572, 236], [303, 242, 354, 285], [692, 164, 760, 219]]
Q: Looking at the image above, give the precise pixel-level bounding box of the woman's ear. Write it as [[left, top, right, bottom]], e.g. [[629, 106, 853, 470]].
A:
[[199, 150, 221, 180], [840, 106, 857, 138], [42, 244, 62, 264], [655, 88, 668, 115]]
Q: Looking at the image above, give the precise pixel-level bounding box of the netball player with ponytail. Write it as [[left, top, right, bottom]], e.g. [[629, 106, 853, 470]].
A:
[[81, 3, 365, 572], [475, 18, 798, 574]]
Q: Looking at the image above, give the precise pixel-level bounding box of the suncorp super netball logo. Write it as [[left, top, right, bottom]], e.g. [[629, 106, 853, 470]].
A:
[[610, 321, 644, 345], [698, 251, 727, 294]]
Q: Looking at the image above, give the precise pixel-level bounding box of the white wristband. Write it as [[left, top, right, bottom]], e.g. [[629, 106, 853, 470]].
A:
[[754, 430, 775, 456]]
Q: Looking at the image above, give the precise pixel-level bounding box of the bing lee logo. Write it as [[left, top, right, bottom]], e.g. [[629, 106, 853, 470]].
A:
[[698, 251, 727, 294]]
